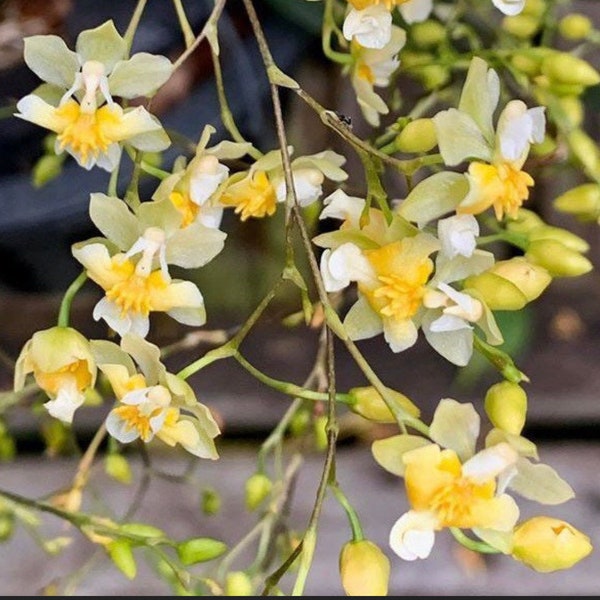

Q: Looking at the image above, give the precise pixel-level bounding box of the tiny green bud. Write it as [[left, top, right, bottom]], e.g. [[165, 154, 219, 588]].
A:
[[395, 118, 437, 154], [314, 415, 328, 451], [541, 52, 600, 87], [522, 0, 545, 17], [554, 183, 600, 221], [201, 487, 221, 516], [0, 511, 15, 541], [176, 537, 227, 566], [488, 257, 552, 303], [505, 207, 545, 234], [105, 454, 132, 485], [120, 522, 164, 540], [289, 407, 311, 437], [558, 14, 592, 40], [32, 155, 64, 188], [464, 272, 527, 310], [245, 473, 272, 511], [107, 539, 137, 580], [525, 239, 593, 277], [568, 129, 600, 179], [484, 381, 528, 435], [410, 20, 446, 48], [526, 224, 589, 254], [225, 571, 254, 596], [511, 517, 593, 572], [502, 15, 540, 39], [348, 385, 419, 422], [339, 540, 390, 596], [557, 95, 584, 129], [417, 64, 450, 90]]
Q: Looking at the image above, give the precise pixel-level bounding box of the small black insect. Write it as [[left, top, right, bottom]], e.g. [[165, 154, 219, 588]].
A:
[[335, 112, 353, 128]]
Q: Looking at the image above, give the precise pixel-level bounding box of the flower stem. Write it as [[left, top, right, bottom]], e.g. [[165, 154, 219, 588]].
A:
[[57, 271, 88, 328]]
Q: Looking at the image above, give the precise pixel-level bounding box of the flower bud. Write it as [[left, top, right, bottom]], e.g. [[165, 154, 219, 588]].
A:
[[32, 154, 64, 188], [417, 64, 451, 90], [395, 118, 437, 154], [348, 386, 419, 423], [502, 15, 540, 39], [568, 129, 600, 179], [410, 20, 446, 48], [484, 381, 528, 435], [558, 14, 592, 40], [314, 415, 328, 451], [541, 52, 600, 87], [176, 537, 227, 566], [526, 224, 589, 253], [511, 517, 593, 572], [505, 208, 545, 234], [522, 0, 544, 17], [339, 540, 390, 596], [465, 257, 551, 309], [525, 239, 593, 278], [557, 95, 584, 129], [104, 454, 132, 485], [554, 183, 600, 221], [225, 571, 254, 596], [201, 487, 221, 516], [245, 473, 272, 511]]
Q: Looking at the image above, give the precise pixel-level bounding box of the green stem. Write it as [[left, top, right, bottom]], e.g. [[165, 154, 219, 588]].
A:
[[57, 272, 88, 328], [123, 0, 148, 54], [233, 351, 352, 405], [172, 0, 195, 47], [330, 484, 364, 542], [450, 528, 502, 554], [139, 160, 171, 180]]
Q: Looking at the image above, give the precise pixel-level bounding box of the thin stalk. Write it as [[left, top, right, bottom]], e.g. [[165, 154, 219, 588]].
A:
[[123, 0, 148, 54], [57, 271, 88, 328], [172, 0, 195, 48]]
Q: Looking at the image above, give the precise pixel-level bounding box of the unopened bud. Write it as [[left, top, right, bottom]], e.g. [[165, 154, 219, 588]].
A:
[[554, 183, 600, 221], [558, 14, 592, 40], [339, 540, 390, 596], [410, 20, 446, 48], [568, 129, 600, 179], [314, 415, 328, 451], [417, 65, 450, 90], [32, 155, 63, 188], [502, 15, 540, 39], [104, 454, 132, 485], [557, 96, 584, 129], [511, 517, 593, 572], [525, 239, 593, 277], [348, 386, 419, 422], [489, 257, 552, 302], [526, 224, 589, 254], [201, 487, 221, 516], [484, 381, 528, 435], [225, 571, 254, 596], [245, 473, 272, 511], [522, 0, 544, 17], [505, 208, 545, 234], [541, 52, 600, 87], [464, 272, 527, 310], [395, 118, 437, 154]]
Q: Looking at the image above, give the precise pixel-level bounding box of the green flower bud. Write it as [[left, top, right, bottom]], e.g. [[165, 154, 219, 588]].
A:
[[502, 15, 540, 39], [32, 154, 64, 188], [314, 415, 328, 451], [225, 571, 254, 596], [554, 183, 600, 221], [416, 64, 451, 90], [399, 50, 433, 68], [568, 129, 600, 179], [245, 473, 272, 511], [525, 239, 593, 277], [107, 539, 137, 580], [558, 14, 592, 40], [510, 48, 553, 77], [511, 517, 593, 572], [201, 487, 221, 516], [505, 208, 545, 234], [395, 118, 437, 154], [289, 407, 311, 437], [348, 386, 419, 423], [410, 20, 446, 48], [557, 95, 584, 129], [484, 381, 528, 435], [339, 540, 390, 596], [541, 52, 600, 87], [104, 454, 132, 485], [522, 0, 545, 17], [0, 508, 14, 541], [489, 257, 552, 302], [464, 272, 527, 310], [526, 224, 589, 254], [176, 537, 227, 566]]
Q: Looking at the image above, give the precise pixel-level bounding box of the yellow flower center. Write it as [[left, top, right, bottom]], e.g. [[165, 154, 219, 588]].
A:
[[349, 0, 408, 9], [360, 241, 433, 322], [112, 404, 164, 442], [105, 259, 169, 317], [55, 99, 120, 165], [169, 190, 200, 228], [465, 161, 535, 220], [357, 63, 375, 84], [429, 477, 495, 528], [220, 171, 277, 221], [35, 360, 92, 396]]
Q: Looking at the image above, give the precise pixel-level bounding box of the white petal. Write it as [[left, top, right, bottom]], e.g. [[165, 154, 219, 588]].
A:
[[342, 6, 392, 50], [399, 0, 434, 24], [438, 214, 479, 259], [320, 189, 365, 226], [383, 316, 419, 353], [106, 410, 141, 443], [389, 511, 437, 560], [462, 442, 519, 483], [43, 383, 85, 424], [492, 0, 525, 16]]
